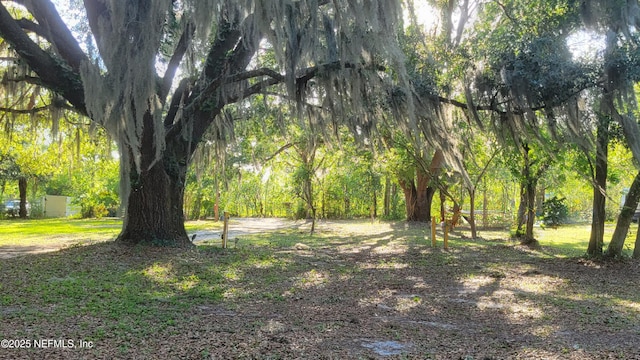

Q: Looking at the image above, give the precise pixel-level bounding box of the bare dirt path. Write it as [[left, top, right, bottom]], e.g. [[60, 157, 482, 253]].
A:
[[192, 217, 302, 243]]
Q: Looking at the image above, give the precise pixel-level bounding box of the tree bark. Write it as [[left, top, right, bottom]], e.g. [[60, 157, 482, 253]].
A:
[[399, 173, 436, 222], [116, 109, 195, 247], [214, 173, 220, 222], [117, 152, 191, 247], [383, 176, 391, 217], [516, 143, 546, 247], [482, 181, 488, 228], [587, 115, 609, 257], [396, 150, 444, 222], [516, 182, 527, 233], [18, 176, 28, 218], [399, 178, 418, 221], [634, 221, 640, 259], [439, 188, 446, 222], [371, 187, 377, 220], [536, 186, 545, 216], [606, 170, 640, 258], [521, 178, 538, 246], [469, 187, 477, 238]]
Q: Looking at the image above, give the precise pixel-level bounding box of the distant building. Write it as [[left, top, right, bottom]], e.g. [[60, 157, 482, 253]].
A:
[[44, 195, 80, 218]]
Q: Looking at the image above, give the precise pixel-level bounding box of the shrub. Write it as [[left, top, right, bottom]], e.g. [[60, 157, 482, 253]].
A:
[[81, 202, 109, 219], [542, 196, 569, 227]]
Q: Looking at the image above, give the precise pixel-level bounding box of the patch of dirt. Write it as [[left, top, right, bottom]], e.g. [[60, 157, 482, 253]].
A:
[[192, 217, 302, 243], [0, 240, 99, 259]]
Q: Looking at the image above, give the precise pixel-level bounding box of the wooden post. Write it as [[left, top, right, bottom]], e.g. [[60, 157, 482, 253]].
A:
[[222, 212, 229, 248], [444, 221, 449, 250], [431, 216, 437, 247]]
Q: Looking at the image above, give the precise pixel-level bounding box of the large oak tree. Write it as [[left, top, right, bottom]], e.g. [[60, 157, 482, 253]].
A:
[[0, 0, 406, 246]]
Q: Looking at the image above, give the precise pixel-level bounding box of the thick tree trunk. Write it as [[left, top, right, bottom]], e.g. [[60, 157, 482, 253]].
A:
[[117, 112, 192, 247], [516, 143, 543, 247], [117, 157, 191, 247], [588, 116, 609, 257], [606, 170, 640, 257], [399, 177, 436, 222], [416, 169, 436, 221], [396, 150, 443, 222], [18, 176, 28, 218], [400, 179, 418, 221]]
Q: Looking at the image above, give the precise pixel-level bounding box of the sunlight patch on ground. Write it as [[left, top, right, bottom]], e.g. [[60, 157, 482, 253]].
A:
[[262, 319, 286, 334], [532, 324, 560, 337], [175, 274, 200, 291], [613, 298, 640, 313], [359, 260, 410, 270], [223, 287, 251, 299], [142, 263, 201, 291], [395, 294, 423, 312], [295, 269, 330, 289], [359, 289, 395, 309], [406, 275, 430, 289], [510, 275, 564, 293], [338, 245, 373, 254], [458, 274, 496, 295], [251, 258, 287, 269], [142, 262, 174, 283], [360, 291, 423, 312], [475, 296, 507, 310], [508, 302, 546, 320], [371, 240, 409, 255], [222, 268, 243, 281]]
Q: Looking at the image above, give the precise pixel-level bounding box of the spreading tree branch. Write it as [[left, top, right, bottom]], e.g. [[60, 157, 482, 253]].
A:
[[160, 21, 195, 102], [1, 75, 43, 86], [0, 105, 49, 114], [83, 0, 112, 70], [15, 18, 48, 39], [20, 0, 87, 72], [164, 78, 191, 128], [0, 3, 86, 114], [263, 143, 295, 162]]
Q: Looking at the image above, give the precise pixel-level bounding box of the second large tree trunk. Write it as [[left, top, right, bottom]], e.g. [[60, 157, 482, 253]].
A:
[[399, 171, 437, 222], [587, 115, 609, 257], [606, 170, 640, 258], [18, 176, 28, 218], [522, 178, 537, 246], [468, 187, 477, 239]]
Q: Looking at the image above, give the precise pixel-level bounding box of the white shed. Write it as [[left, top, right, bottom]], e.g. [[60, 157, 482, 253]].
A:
[[44, 195, 80, 218]]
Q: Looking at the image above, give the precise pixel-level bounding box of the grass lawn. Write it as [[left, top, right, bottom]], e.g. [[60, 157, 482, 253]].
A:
[[0, 219, 639, 359], [0, 218, 222, 247], [533, 222, 639, 257]]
